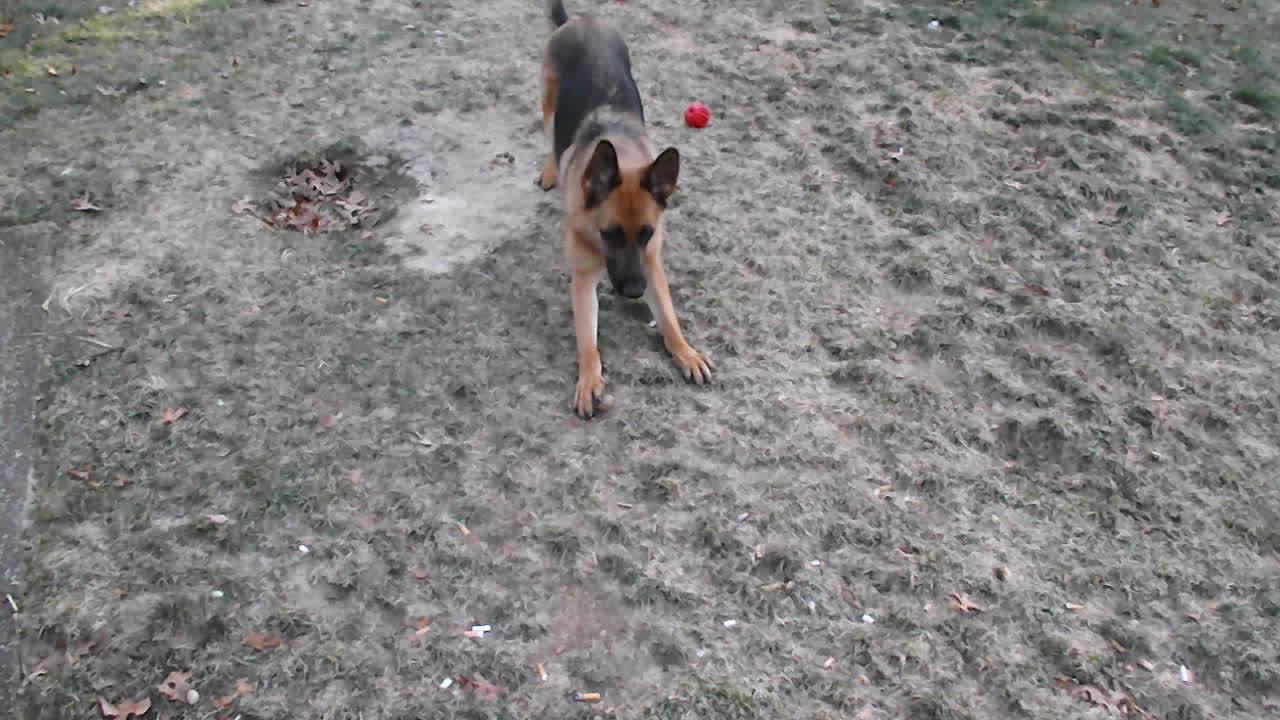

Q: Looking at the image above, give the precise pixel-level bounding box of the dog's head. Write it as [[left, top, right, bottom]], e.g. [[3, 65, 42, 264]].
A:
[[580, 139, 680, 299]]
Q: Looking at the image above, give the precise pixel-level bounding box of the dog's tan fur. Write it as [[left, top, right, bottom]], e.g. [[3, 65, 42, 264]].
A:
[[538, 0, 713, 419]]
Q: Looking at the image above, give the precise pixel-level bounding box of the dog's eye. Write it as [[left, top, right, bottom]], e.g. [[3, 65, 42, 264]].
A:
[[637, 225, 654, 247], [601, 225, 626, 247]]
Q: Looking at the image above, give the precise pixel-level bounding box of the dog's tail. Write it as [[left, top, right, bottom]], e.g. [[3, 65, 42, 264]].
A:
[[548, 0, 569, 29]]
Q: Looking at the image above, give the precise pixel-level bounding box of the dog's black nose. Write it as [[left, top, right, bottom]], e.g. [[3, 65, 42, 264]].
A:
[[618, 279, 646, 299]]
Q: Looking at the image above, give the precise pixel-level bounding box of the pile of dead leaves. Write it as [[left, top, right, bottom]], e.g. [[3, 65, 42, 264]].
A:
[[1055, 676, 1157, 717], [236, 156, 380, 234]]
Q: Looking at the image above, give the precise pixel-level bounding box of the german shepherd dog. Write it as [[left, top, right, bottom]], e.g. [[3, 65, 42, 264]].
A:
[[536, 0, 713, 419]]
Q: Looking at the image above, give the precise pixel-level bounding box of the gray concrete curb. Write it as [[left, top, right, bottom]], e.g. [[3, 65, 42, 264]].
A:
[[0, 221, 55, 709]]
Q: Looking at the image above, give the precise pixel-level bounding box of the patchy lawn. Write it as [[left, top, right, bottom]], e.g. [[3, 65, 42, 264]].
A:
[[3, 0, 1278, 718]]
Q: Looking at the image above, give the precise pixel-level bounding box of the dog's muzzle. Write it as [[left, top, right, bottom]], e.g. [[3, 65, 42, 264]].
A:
[[612, 276, 647, 299]]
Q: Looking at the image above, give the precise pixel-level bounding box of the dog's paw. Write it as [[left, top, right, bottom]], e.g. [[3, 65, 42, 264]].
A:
[[536, 165, 558, 192], [670, 343, 714, 385], [573, 364, 607, 419]]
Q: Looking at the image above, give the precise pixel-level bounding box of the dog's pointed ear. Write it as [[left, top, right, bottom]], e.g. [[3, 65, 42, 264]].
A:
[[583, 140, 622, 209], [643, 147, 680, 207]]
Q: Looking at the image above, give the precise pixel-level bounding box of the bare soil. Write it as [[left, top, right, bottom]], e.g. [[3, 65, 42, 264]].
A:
[[2, 0, 1279, 718]]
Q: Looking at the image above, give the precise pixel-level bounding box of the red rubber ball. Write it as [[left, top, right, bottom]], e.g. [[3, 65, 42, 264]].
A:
[[684, 102, 711, 129]]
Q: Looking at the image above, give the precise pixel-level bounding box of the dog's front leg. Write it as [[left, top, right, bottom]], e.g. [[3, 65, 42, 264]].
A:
[[643, 253, 714, 384], [571, 268, 606, 418]]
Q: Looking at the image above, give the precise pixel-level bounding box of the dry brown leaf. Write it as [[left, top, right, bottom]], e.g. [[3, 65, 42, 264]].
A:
[[157, 670, 194, 704], [457, 673, 503, 702], [244, 631, 283, 651], [27, 654, 58, 679], [0, 23, 15, 38], [947, 592, 982, 613], [410, 616, 432, 638], [1055, 675, 1138, 714], [66, 638, 98, 664], [213, 678, 254, 708], [99, 696, 152, 718], [159, 407, 187, 425], [72, 195, 102, 212], [1215, 212, 1232, 227]]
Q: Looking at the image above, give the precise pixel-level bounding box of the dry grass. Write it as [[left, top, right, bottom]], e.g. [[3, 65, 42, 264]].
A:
[[3, 0, 1279, 718]]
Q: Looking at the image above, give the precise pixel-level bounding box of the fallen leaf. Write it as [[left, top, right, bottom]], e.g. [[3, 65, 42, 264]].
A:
[[157, 670, 194, 704], [243, 631, 283, 651], [159, 407, 187, 425], [1094, 200, 1126, 226], [410, 616, 432, 638], [456, 673, 504, 702], [71, 194, 102, 212], [411, 568, 428, 581], [27, 654, 58, 679], [316, 410, 342, 428], [68, 467, 92, 480], [947, 592, 982, 613], [66, 637, 98, 664], [348, 469, 364, 486], [1055, 676, 1139, 714], [214, 678, 254, 708], [99, 696, 152, 718], [0, 23, 14, 37], [1215, 212, 1232, 227]]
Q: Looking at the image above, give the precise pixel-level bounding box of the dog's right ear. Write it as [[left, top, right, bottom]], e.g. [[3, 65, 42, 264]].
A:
[[582, 140, 622, 210]]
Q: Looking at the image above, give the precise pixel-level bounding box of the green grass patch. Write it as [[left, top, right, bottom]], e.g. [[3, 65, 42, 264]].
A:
[[1232, 84, 1280, 118]]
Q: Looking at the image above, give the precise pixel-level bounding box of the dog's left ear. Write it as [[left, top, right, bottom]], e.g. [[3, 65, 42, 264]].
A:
[[642, 147, 680, 207]]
